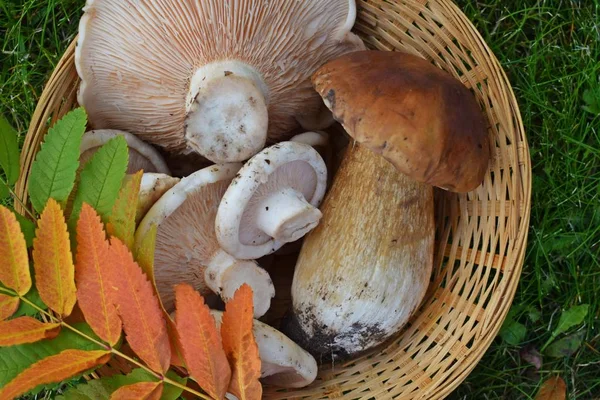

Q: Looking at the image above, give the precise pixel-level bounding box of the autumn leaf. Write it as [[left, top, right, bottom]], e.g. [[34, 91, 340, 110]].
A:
[[106, 238, 171, 373], [0, 316, 61, 346], [0, 205, 31, 295], [107, 171, 143, 249], [175, 284, 231, 400], [75, 203, 122, 346], [32, 198, 77, 317], [0, 349, 111, 400], [0, 294, 19, 320], [221, 284, 262, 400], [110, 381, 163, 400], [535, 376, 566, 400]]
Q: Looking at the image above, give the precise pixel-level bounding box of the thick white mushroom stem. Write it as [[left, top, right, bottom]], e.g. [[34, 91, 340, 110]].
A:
[[256, 188, 323, 243], [185, 61, 270, 163], [204, 249, 275, 318]]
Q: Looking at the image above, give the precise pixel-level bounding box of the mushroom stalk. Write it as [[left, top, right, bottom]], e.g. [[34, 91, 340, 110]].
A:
[[185, 61, 269, 163], [256, 188, 323, 243], [205, 249, 275, 318]]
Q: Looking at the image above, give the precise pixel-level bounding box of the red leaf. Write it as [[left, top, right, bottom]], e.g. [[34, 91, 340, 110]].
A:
[[536, 376, 566, 400], [75, 203, 122, 345], [221, 284, 262, 400], [175, 284, 231, 399], [0, 349, 111, 399], [110, 381, 163, 400], [0, 316, 61, 346], [0, 294, 19, 320], [0, 205, 31, 295], [106, 238, 170, 373], [32, 198, 77, 316]]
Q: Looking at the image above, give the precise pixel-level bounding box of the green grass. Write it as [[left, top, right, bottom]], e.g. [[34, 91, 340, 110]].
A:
[[1, 0, 599, 399]]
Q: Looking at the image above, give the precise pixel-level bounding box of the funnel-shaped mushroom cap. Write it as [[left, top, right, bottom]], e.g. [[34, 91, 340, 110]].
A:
[[312, 51, 491, 193], [80, 130, 170, 175], [211, 311, 317, 388], [134, 164, 275, 317], [75, 0, 365, 163], [136, 173, 180, 224], [216, 142, 327, 260]]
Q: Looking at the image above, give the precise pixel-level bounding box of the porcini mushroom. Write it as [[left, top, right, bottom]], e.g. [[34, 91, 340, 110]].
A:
[[210, 311, 317, 388], [75, 0, 365, 163], [282, 51, 490, 361], [134, 164, 275, 317], [80, 130, 170, 175], [216, 142, 327, 260], [136, 173, 180, 224]]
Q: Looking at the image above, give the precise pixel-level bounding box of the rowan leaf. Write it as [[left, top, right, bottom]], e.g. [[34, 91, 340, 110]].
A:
[[28, 108, 87, 213], [0, 294, 19, 320], [535, 376, 566, 400], [110, 382, 163, 400], [0, 349, 111, 400], [107, 171, 143, 248], [175, 284, 231, 400], [70, 135, 128, 224], [0, 205, 31, 295], [221, 284, 262, 400], [14, 212, 36, 248], [32, 198, 77, 317], [106, 238, 171, 373], [0, 114, 21, 185], [13, 286, 47, 318], [0, 322, 104, 392], [75, 203, 121, 345], [0, 316, 61, 346]]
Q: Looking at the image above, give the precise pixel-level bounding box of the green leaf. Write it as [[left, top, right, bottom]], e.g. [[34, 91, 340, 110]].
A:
[[56, 368, 187, 400], [545, 331, 586, 358], [70, 136, 128, 225], [0, 115, 21, 185], [0, 180, 8, 200], [28, 108, 88, 213], [0, 322, 103, 394], [13, 212, 36, 248], [552, 304, 589, 338], [499, 318, 526, 346], [13, 287, 47, 318], [582, 89, 600, 114], [526, 306, 541, 323]]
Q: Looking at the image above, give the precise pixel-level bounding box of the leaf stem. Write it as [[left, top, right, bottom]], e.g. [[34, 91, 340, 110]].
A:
[[0, 175, 36, 220], [0, 288, 211, 399]]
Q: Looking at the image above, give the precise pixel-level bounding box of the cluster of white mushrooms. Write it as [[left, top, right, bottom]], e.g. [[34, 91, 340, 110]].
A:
[[74, 0, 368, 389]]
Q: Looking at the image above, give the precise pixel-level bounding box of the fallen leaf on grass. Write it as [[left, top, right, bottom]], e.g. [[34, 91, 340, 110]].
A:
[[535, 376, 566, 400]]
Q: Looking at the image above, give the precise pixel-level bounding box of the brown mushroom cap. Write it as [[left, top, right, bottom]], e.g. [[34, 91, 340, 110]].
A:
[[312, 51, 490, 193]]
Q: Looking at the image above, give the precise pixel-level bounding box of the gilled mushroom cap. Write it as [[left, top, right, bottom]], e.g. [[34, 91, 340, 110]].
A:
[[312, 51, 491, 193], [80, 129, 170, 175], [75, 0, 365, 163], [136, 173, 180, 224], [134, 164, 274, 316], [216, 142, 327, 260], [210, 311, 317, 388]]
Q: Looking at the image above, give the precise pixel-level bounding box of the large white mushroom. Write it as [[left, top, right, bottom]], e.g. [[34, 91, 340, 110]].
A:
[[75, 0, 365, 163], [134, 165, 275, 317]]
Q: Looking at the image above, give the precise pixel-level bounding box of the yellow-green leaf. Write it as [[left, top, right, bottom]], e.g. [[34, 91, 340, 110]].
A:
[[0, 205, 31, 295], [107, 171, 143, 249], [32, 199, 77, 317], [0, 316, 61, 346]]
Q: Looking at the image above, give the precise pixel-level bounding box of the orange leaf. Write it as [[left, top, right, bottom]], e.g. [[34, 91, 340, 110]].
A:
[[0, 316, 61, 346], [75, 203, 122, 345], [32, 198, 76, 317], [221, 284, 262, 400], [175, 284, 231, 400], [0, 206, 31, 295], [110, 381, 163, 400], [536, 376, 566, 400], [0, 349, 111, 400], [107, 171, 143, 249], [107, 238, 171, 373], [0, 294, 19, 320]]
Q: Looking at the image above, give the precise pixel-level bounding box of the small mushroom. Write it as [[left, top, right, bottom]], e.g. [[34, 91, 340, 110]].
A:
[[75, 0, 365, 163], [134, 164, 275, 317], [216, 142, 327, 260], [136, 173, 180, 224], [80, 129, 170, 174], [210, 311, 317, 389], [282, 51, 490, 361]]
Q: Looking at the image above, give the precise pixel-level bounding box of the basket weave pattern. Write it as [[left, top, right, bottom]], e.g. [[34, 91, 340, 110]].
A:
[[15, 0, 531, 398]]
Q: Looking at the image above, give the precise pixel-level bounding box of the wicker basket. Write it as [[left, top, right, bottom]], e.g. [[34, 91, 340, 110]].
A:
[[15, 0, 531, 398]]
